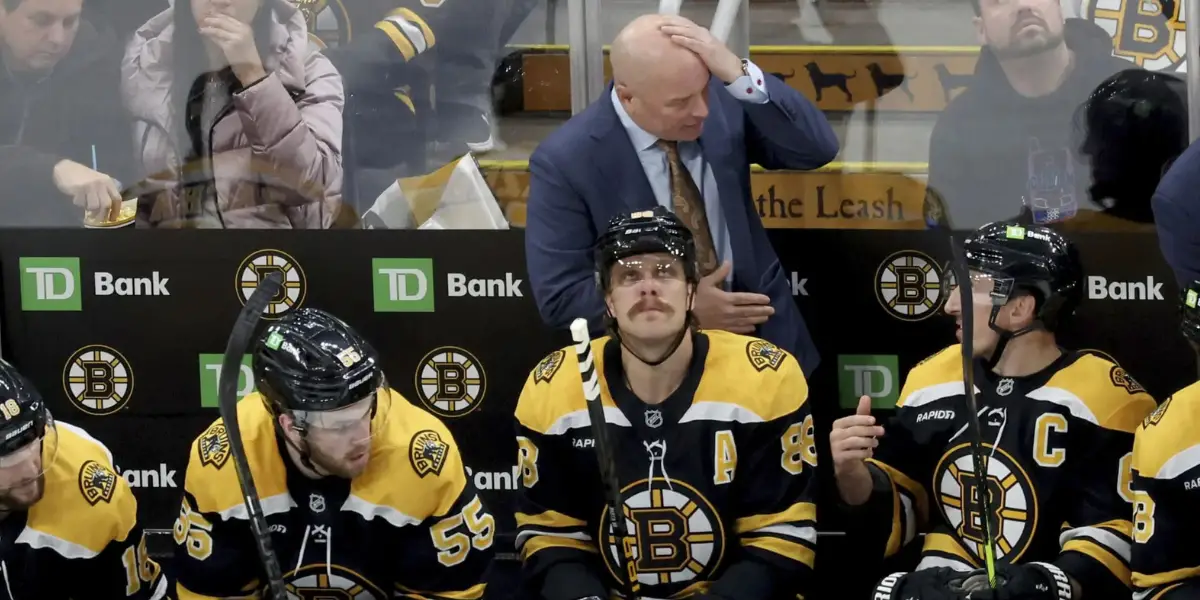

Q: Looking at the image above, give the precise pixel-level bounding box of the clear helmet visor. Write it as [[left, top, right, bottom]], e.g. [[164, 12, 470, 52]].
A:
[[0, 409, 58, 509], [289, 377, 394, 464], [953, 270, 1015, 307], [609, 254, 688, 288]]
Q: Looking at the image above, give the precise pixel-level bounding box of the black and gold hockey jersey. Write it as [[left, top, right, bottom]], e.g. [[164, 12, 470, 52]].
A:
[[514, 331, 818, 600], [1130, 380, 1200, 599], [173, 390, 494, 600], [866, 346, 1155, 594], [0, 421, 166, 599]]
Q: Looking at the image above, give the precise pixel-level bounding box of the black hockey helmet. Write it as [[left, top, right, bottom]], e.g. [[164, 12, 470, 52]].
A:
[[253, 308, 385, 422], [0, 359, 58, 490], [1179, 281, 1200, 346], [963, 222, 1083, 332], [0, 360, 50, 458], [595, 207, 698, 292], [1075, 69, 1187, 223]]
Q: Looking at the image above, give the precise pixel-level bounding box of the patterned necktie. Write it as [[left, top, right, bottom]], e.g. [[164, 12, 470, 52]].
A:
[[657, 140, 718, 275]]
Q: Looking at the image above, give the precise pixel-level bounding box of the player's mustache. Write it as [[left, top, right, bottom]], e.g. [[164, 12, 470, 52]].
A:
[[630, 299, 672, 316]]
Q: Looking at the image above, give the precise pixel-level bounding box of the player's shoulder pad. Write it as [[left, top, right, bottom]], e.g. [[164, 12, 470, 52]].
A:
[[1043, 352, 1157, 433], [185, 393, 288, 517], [698, 331, 807, 421], [516, 340, 599, 436], [349, 389, 467, 522], [23, 421, 137, 557], [897, 345, 963, 408], [1133, 381, 1200, 479]]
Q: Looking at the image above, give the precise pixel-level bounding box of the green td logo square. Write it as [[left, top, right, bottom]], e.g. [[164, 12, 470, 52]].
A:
[[837, 354, 900, 410], [20, 257, 81, 311], [198, 354, 255, 408], [373, 258, 434, 312]]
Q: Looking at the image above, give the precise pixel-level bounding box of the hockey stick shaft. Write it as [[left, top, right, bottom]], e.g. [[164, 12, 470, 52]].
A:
[[925, 190, 999, 586], [570, 319, 640, 597], [219, 271, 288, 600]]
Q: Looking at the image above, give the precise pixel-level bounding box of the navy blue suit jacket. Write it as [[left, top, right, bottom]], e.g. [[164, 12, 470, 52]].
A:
[[525, 75, 837, 376]]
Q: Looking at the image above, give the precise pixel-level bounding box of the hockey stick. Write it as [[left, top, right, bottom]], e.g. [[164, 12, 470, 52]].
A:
[[924, 190, 1000, 588], [570, 318, 640, 598], [218, 271, 288, 600]]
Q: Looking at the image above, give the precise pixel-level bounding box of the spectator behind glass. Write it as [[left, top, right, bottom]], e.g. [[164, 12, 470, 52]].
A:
[[121, 0, 345, 229], [0, 0, 133, 226], [1068, 69, 1187, 229], [926, 0, 1132, 229]]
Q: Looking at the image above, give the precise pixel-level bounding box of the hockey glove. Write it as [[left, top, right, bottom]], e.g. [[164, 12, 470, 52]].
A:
[[873, 568, 970, 600], [960, 563, 1073, 600]]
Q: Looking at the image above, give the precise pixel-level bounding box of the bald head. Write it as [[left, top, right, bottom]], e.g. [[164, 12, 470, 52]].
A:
[[611, 14, 707, 90], [609, 13, 712, 141]]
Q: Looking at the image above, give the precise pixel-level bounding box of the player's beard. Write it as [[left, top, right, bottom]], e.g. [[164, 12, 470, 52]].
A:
[[0, 473, 46, 512], [992, 22, 1064, 60], [306, 440, 370, 479]]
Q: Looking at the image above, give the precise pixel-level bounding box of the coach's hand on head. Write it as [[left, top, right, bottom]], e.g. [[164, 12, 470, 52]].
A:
[[657, 15, 744, 84], [829, 395, 885, 506], [691, 261, 774, 334]]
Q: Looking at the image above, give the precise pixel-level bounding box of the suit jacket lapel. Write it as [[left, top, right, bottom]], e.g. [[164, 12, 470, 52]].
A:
[[589, 88, 658, 213]]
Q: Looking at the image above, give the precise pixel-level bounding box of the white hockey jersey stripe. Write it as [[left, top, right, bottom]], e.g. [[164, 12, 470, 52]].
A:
[[1059, 526, 1132, 562], [679, 402, 765, 424], [546, 407, 631, 435]]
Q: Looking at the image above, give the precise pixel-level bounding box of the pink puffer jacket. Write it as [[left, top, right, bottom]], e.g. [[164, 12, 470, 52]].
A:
[[122, 0, 344, 228]]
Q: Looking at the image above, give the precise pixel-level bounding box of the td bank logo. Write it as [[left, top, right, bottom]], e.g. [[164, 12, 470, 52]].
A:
[[198, 354, 255, 408], [21, 257, 171, 311], [838, 355, 899, 410], [373, 258, 434, 312], [21, 257, 80, 311]]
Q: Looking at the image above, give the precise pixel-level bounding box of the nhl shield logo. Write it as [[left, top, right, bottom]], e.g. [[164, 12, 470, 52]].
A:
[[996, 378, 1015, 396], [309, 493, 326, 513], [645, 409, 663, 428]]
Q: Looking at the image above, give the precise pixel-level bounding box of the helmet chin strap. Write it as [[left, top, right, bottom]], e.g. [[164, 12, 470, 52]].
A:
[[981, 305, 1040, 372], [273, 419, 333, 477], [611, 289, 696, 367]]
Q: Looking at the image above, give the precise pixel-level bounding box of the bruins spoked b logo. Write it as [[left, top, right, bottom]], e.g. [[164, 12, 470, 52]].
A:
[[934, 443, 1038, 563], [414, 347, 486, 418], [63, 345, 134, 415], [236, 250, 306, 319], [598, 479, 726, 587], [1084, 0, 1187, 71], [875, 251, 948, 322], [284, 563, 386, 599]]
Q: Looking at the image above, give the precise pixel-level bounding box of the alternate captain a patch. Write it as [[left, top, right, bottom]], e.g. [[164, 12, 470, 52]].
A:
[[410, 430, 449, 478], [533, 350, 565, 384], [198, 422, 231, 470], [79, 460, 117, 506], [746, 340, 785, 372], [1111, 366, 1146, 394]]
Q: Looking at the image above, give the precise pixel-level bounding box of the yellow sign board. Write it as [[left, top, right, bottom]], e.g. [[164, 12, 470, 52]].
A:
[[512, 45, 981, 114], [480, 161, 929, 230]]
